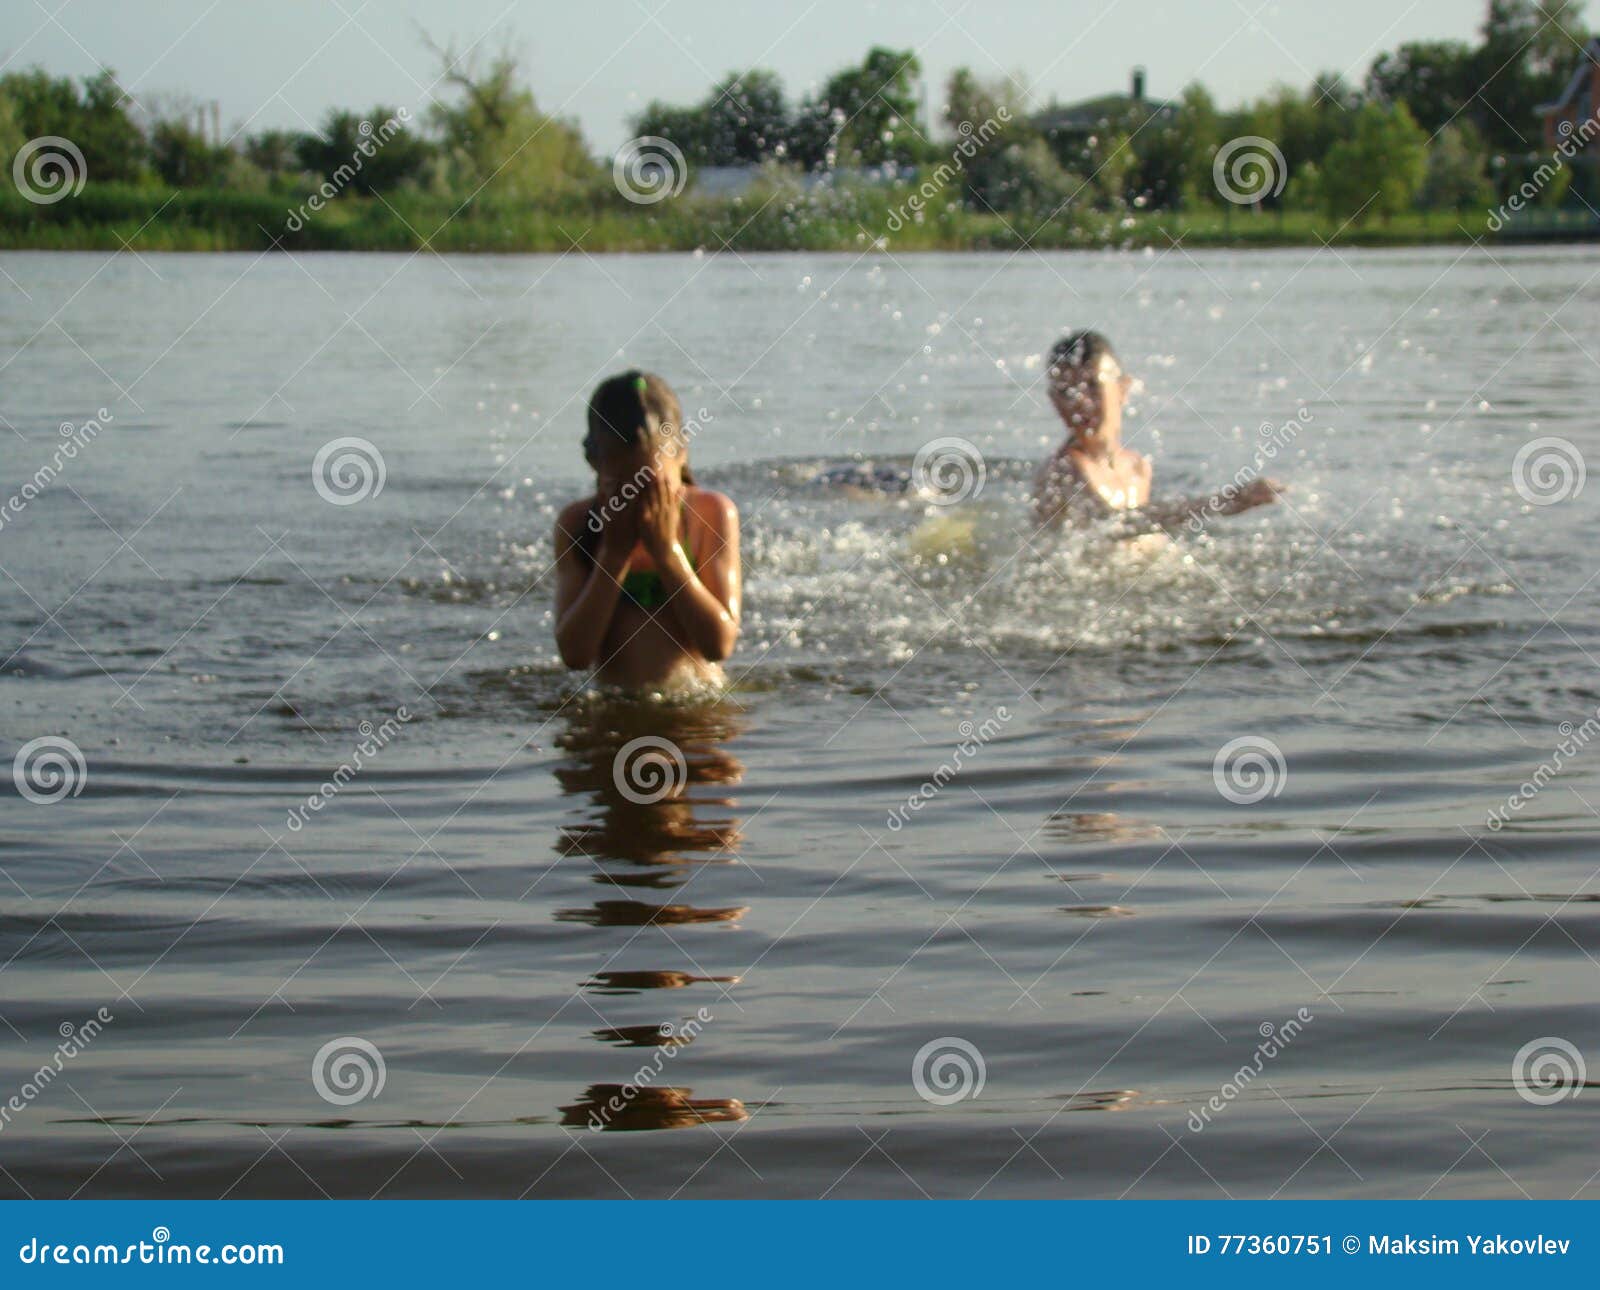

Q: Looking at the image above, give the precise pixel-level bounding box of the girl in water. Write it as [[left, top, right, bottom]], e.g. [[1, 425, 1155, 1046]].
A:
[[1033, 330, 1283, 530], [554, 371, 740, 689]]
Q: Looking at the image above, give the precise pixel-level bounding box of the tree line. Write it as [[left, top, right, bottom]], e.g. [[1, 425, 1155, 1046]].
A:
[[0, 1, 1590, 228]]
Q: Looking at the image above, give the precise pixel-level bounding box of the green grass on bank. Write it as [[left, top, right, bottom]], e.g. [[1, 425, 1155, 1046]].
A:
[[0, 182, 1517, 253]]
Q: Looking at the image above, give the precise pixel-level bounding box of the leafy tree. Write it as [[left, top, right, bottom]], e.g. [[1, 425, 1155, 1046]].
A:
[[631, 101, 711, 164], [1530, 0, 1591, 79], [296, 107, 431, 194], [634, 70, 789, 167], [1322, 101, 1428, 220], [149, 115, 230, 187], [424, 36, 596, 200], [967, 137, 1081, 217], [1471, 0, 1554, 153], [815, 46, 925, 167], [1366, 40, 1477, 133], [0, 83, 21, 173], [1421, 122, 1495, 208], [243, 129, 309, 184], [1172, 83, 1222, 207], [2, 67, 146, 183], [702, 71, 788, 163]]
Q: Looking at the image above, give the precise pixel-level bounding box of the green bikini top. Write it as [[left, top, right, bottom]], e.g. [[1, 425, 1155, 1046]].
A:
[[621, 544, 697, 610], [582, 499, 697, 610]]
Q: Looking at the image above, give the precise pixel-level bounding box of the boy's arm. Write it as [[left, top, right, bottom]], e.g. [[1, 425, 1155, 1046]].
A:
[[1136, 477, 1284, 532]]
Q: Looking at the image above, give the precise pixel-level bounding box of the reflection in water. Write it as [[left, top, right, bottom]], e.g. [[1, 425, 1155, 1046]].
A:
[[559, 1085, 748, 1133], [593, 1023, 699, 1048], [554, 697, 749, 1130], [584, 970, 742, 995], [556, 899, 747, 926], [1042, 810, 1162, 845]]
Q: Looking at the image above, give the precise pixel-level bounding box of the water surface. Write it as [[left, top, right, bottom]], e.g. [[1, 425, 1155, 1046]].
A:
[[2, 246, 1597, 1197]]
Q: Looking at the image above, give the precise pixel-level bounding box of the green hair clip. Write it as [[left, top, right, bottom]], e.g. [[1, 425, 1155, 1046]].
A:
[[633, 375, 648, 394]]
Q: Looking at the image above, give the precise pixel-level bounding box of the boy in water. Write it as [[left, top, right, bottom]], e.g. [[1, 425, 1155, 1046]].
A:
[[1033, 331, 1282, 531]]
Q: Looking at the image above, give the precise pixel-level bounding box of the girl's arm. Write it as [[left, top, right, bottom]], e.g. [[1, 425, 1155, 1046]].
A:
[[642, 481, 741, 662], [553, 502, 632, 670]]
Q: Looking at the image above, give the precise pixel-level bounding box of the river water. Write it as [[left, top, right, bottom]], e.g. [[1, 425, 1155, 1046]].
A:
[[1, 245, 1596, 1197]]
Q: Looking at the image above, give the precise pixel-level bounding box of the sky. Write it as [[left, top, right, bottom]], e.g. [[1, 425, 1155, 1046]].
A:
[[1, 0, 1488, 152]]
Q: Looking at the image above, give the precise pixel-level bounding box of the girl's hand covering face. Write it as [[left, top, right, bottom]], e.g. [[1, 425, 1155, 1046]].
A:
[[637, 467, 683, 560], [596, 474, 643, 559]]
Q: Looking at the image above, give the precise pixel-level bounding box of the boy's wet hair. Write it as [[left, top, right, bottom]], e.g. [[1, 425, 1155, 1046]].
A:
[[1046, 330, 1117, 396], [584, 370, 694, 482]]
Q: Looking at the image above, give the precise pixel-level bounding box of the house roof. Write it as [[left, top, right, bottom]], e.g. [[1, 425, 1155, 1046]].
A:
[[1033, 93, 1175, 135], [1538, 35, 1600, 114]]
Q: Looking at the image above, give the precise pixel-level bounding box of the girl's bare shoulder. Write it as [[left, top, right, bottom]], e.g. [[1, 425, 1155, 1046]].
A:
[[686, 486, 739, 528], [554, 496, 599, 541]]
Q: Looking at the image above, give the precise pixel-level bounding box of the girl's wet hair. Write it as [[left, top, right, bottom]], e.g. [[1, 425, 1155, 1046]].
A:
[[584, 370, 694, 483], [1046, 330, 1117, 397]]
